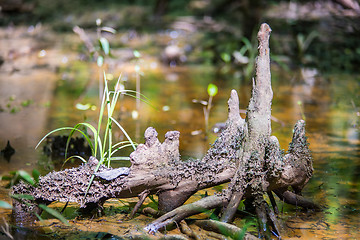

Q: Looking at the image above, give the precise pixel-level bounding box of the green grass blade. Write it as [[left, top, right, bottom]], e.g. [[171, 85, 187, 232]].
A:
[[108, 156, 130, 161], [32, 169, 40, 184], [102, 78, 112, 164], [35, 127, 77, 149], [35, 126, 95, 158], [96, 75, 108, 158], [84, 174, 95, 199], [111, 140, 132, 148], [84, 72, 110, 199], [18, 170, 35, 186], [11, 194, 35, 201], [38, 204, 70, 226], [121, 90, 154, 108], [111, 143, 136, 156], [110, 89, 154, 108], [34, 212, 44, 222], [61, 155, 87, 169], [71, 122, 102, 159], [107, 122, 112, 167], [110, 117, 136, 150], [65, 123, 95, 159]]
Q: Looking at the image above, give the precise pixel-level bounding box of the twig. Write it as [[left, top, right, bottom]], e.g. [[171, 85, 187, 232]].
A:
[[179, 220, 201, 240], [1, 217, 13, 240], [130, 190, 150, 218]]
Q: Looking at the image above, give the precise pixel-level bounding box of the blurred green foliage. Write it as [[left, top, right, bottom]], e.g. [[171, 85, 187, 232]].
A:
[[1, 0, 359, 73]]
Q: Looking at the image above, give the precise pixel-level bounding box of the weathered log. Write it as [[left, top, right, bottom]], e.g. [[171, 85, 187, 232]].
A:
[[11, 23, 318, 239], [143, 23, 316, 238], [11, 120, 238, 221]]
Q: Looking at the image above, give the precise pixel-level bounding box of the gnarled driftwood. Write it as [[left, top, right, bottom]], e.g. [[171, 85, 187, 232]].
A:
[[12, 23, 318, 239]]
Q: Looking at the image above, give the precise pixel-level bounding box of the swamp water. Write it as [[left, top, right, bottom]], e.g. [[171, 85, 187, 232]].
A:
[[0, 27, 359, 239]]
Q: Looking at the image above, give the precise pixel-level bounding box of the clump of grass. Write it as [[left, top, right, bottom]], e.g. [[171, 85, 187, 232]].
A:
[[36, 73, 140, 166], [3, 72, 148, 223], [36, 73, 151, 197]]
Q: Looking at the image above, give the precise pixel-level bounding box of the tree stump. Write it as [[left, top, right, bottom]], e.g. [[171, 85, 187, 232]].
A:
[[12, 23, 318, 239]]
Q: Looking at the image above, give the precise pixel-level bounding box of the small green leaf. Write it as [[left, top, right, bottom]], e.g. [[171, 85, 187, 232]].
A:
[[1, 175, 12, 181], [11, 194, 35, 201], [39, 204, 70, 226], [0, 201, 12, 209], [32, 169, 40, 183], [18, 170, 35, 186], [99, 37, 110, 55], [97, 56, 104, 67], [207, 83, 218, 97]]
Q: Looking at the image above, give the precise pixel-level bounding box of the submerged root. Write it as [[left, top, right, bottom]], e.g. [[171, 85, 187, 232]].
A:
[[254, 196, 283, 239], [274, 188, 321, 210], [194, 219, 258, 240], [129, 190, 150, 218], [145, 195, 225, 234], [179, 220, 201, 240]]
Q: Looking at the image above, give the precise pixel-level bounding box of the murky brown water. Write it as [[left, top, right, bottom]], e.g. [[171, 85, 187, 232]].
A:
[[0, 26, 359, 239]]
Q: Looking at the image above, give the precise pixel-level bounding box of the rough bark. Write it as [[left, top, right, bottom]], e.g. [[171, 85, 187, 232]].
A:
[[11, 23, 317, 238], [221, 23, 273, 224]]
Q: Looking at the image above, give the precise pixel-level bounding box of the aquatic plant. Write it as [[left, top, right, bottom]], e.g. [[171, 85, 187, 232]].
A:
[[1, 169, 40, 188], [36, 73, 152, 198], [36, 74, 140, 167], [193, 83, 218, 137], [73, 19, 116, 100]]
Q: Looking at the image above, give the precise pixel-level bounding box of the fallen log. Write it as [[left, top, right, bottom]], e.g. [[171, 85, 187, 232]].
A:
[[12, 23, 318, 239]]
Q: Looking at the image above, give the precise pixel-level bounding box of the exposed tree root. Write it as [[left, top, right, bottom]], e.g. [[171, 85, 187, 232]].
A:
[[193, 219, 258, 240], [145, 195, 226, 234], [274, 189, 321, 210], [11, 23, 319, 239], [130, 189, 150, 218], [179, 220, 201, 240]]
